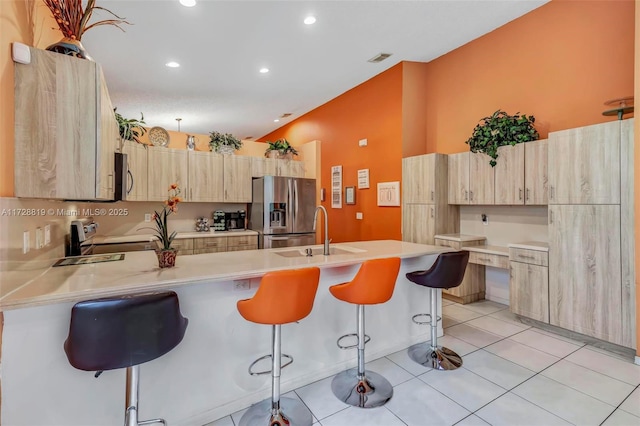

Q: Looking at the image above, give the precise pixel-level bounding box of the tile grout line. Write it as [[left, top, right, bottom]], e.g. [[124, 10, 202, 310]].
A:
[[598, 383, 640, 426]]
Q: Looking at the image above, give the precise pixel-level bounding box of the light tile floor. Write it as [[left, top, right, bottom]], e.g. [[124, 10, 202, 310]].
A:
[[206, 300, 640, 426]]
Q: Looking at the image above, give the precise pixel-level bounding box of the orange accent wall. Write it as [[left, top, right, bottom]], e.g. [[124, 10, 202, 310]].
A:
[[261, 63, 404, 243], [425, 0, 635, 154], [0, 2, 59, 197], [634, 0, 639, 357]]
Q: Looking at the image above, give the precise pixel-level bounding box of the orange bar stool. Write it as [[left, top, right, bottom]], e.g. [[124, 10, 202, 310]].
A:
[[64, 291, 188, 426], [329, 257, 401, 408], [405, 251, 469, 370], [237, 267, 321, 426]]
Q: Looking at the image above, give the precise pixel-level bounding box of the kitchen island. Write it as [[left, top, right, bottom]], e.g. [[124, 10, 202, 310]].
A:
[[0, 240, 449, 425]]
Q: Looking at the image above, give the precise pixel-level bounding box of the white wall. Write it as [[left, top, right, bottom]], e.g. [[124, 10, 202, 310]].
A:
[[459, 205, 548, 305]]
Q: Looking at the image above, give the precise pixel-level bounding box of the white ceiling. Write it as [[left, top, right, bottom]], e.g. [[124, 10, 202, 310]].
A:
[[82, 0, 548, 140]]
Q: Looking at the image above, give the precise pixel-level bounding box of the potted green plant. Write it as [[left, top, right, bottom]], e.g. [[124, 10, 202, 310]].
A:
[[265, 138, 299, 159], [465, 110, 539, 167], [138, 184, 182, 268], [209, 131, 243, 155], [114, 108, 146, 147]]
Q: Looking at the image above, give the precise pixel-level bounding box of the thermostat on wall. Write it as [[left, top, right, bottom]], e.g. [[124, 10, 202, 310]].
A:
[[12, 42, 31, 65]]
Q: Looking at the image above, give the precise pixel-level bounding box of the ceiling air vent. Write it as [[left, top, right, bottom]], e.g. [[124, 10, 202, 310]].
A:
[[367, 53, 392, 63], [280, 113, 292, 118]]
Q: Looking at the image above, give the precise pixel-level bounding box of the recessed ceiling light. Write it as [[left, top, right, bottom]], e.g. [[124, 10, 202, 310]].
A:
[[259, 67, 269, 74], [304, 16, 316, 25], [274, 119, 280, 123], [165, 61, 180, 68], [179, 0, 196, 7]]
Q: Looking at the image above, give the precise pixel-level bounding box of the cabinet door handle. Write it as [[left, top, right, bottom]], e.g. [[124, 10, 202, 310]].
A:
[[464, 190, 468, 201], [519, 189, 523, 200], [470, 191, 474, 201], [526, 188, 530, 201], [550, 186, 554, 200], [517, 254, 535, 260], [549, 209, 553, 224], [478, 257, 492, 262], [190, 187, 193, 200], [430, 207, 434, 218], [108, 173, 113, 191], [431, 191, 434, 201]]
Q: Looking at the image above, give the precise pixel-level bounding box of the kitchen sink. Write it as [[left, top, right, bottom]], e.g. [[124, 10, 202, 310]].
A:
[[274, 246, 366, 258]]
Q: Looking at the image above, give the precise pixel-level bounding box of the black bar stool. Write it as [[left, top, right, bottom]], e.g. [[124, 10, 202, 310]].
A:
[[405, 251, 469, 370], [64, 291, 188, 426]]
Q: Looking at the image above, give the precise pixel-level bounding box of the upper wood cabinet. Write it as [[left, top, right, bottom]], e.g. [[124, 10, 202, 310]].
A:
[[223, 155, 252, 202], [121, 141, 148, 201], [252, 157, 305, 178], [548, 121, 620, 204], [147, 147, 188, 201], [494, 144, 525, 205], [403, 155, 437, 204], [14, 47, 118, 200], [469, 152, 495, 204], [188, 151, 224, 202], [448, 152, 470, 204], [524, 139, 548, 205]]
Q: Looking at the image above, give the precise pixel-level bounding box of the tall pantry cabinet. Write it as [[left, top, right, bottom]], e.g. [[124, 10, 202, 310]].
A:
[[547, 119, 635, 349], [402, 154, 458, 244]]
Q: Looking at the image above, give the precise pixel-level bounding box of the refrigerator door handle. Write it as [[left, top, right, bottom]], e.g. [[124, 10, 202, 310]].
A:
[[270, 236, 296, 241], [293, 179, 299, 231]]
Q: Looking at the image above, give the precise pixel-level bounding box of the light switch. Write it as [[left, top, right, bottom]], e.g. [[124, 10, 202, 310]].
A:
[[356, 212, 363, 220], [358, 138, 368, 147], [145, 213, 151, 222], [35, 227, 43, 249]]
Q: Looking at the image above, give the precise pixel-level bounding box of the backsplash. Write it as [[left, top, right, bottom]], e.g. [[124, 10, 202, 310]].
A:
[[0, 197, 246, 271], [459, 205, 548, 245]]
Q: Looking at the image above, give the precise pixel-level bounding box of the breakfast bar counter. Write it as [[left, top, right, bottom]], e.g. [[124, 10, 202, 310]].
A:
[[0, 240, 450, 425]]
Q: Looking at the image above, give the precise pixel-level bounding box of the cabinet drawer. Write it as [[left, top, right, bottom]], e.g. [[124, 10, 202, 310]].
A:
[[176, 249, 194, 256], [434, 239, 462, 250], [509, 248, 548, 266], [227, 235, 258, 248], [226, 245, 257, 252], [468, 252, 509, 269], [194, 237, 227, 249], [171, 239, 194, 250], [193, 247, 226, 254]]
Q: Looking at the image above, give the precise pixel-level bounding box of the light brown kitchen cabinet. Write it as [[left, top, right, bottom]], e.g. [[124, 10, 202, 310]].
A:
[[14, 47, 118, 200], [252, 157, 305, 178], [188, 151, 224, 202], [227, 235, 259, 251], [469, 152, 495, 204], [147, 147, 188, 201], [171, 238, 194, 256], [549, 204, 622, 345], [524, 139, 548, 205], [494, 144, 525, 205], [121, 141, 148, 201], [223, 155, 252, 202], [548, 121, 620, 205], [402, 154, 458, 245], [509, 247, 549, 323], [447, 152, 470, 204], [193, 236, 227, 254]]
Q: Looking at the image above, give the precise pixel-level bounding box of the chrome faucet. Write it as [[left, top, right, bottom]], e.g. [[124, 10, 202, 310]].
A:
[[313, 206, 330, 255]]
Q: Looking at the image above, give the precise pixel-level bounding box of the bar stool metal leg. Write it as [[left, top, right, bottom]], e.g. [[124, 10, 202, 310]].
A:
[[331, 305, 393, 408], [124, 365, 167, 426], [239, 325, 312, 426], [408, 288, 462, 371]]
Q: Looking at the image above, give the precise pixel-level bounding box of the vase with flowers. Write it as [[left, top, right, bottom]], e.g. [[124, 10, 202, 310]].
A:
[[139, 184, 182, 268], [42, 0, 130, 60]]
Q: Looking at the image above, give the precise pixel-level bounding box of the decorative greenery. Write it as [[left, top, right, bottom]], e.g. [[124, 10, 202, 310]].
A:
[[139, 184, 182, 250], [265, 138, 298, 157], [465, 110, 539, 167], [114, 108, 146, 143], [42, 0, 131, 41], [209, 131, 243, 152]]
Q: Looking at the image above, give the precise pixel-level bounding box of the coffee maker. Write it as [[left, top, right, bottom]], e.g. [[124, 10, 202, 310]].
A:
[[224, 210, 246, 231]]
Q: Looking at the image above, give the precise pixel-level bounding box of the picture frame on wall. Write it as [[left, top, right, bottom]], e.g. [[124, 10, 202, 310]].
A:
[[345, 186, 356, 205], [377, 181, 400, 206]]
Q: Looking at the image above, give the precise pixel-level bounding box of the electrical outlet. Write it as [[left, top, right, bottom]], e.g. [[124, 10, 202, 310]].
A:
[[23, 230, 30, 254], [35, 227, 43, 249], [356, 212, 363, 220], [44, 224, 51, 246], [145, 213, 151, 222], [358, 138, 368, 147], [481, 214, 489, 225], [234, 279, 250, 291]]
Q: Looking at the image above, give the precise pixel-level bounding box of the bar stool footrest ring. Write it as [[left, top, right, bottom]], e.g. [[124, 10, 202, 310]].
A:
[[137, 419, 167, 426], [248, 353, 294, 376], [411, 313, 441, 326], [337, 333, 371, 349]]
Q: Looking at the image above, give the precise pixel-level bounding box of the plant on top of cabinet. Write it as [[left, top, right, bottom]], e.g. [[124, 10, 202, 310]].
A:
[[114, 108, 146, 145], [43, 0, 131, 60], [465, 110, 539, 167], [265, 138, 299, 159], [209, 131, 243, 155]]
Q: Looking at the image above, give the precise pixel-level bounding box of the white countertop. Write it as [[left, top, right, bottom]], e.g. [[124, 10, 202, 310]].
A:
[[462, 244, 509, 256], [434, 234, 487, 242], [508, 241, 550, 251], [92, 230, 259, 244], [0, 240, 449, 311]]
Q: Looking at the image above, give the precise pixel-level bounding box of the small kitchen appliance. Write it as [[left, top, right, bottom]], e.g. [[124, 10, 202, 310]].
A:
[[212, 210, 226, 231], [225, 210, 246, 231], [195, 217, 210, 232]]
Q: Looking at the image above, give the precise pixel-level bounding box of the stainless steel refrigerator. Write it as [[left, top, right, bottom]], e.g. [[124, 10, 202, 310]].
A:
[[249, 176, 317, 248]]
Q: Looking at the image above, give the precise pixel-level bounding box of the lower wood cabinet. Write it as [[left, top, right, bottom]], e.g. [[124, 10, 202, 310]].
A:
[[509, 246, 549, 324], [171, 238, 194, 256], [178, 235, 259, 255]]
